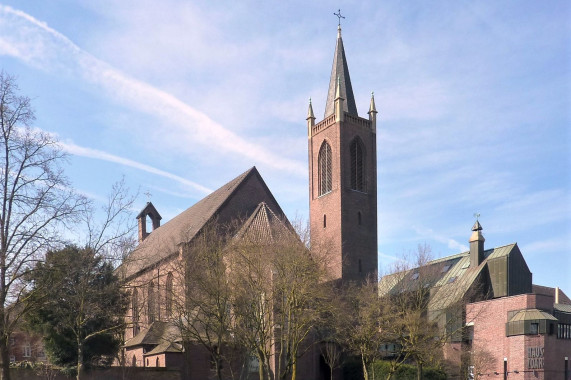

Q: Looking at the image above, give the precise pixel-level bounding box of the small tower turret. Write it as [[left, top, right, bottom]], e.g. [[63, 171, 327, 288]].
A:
[[368, 92, 378, 133], [469, 220, 485, 267], [136, 202, 162, 243], [307, 98, 315, 137]]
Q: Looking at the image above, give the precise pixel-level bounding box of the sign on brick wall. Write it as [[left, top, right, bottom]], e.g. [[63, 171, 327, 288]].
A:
[[527, 346, 544, 369]]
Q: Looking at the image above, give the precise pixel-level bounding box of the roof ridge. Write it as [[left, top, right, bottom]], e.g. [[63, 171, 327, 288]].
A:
[[123, 167, 258, 279], [140, 167, 256, 238]]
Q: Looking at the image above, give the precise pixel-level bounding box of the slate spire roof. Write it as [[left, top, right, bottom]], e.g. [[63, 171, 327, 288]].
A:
[[324, 26, 358, 118]]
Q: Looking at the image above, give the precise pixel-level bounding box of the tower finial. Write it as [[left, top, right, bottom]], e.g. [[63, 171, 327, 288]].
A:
[[334, 9, 345, 27]]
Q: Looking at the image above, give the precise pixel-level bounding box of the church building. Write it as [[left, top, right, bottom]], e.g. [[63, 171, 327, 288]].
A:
[[119, 21, 570, 380]]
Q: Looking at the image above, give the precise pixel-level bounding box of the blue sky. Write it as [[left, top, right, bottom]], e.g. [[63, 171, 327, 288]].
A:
[[0, 1, 569, 290]]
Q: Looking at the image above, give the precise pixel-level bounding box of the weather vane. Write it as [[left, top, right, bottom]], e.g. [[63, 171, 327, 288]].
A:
[[334, 9, 345, 27], [144, 191, 152, 201], [473, 212, 480, 221]]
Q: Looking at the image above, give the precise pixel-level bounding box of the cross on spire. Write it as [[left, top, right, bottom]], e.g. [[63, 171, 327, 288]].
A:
[[334, 9, 345, 27]]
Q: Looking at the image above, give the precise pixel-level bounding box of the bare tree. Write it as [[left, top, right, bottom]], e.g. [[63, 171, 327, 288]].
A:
[[319, 339, 343, 380], [0, 72, 87, 380], [229, 221, 328, 380], [465, 347, 495, 380], [338, 278, 384, 380], [229, 237, 276, 380], [378, 243, 486, 380], [170, 222, 234, 380], [81, 177, 137, 262], [272, 229, 328, 380]]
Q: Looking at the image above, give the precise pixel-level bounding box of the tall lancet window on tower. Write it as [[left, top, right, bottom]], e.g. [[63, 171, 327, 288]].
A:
[[350, 138, 365, 191], [318, 142, 332, 195]]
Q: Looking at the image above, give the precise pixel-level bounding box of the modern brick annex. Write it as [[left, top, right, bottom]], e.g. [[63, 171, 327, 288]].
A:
[[380, 222, 571, 379], [119, 24, 570, 380]]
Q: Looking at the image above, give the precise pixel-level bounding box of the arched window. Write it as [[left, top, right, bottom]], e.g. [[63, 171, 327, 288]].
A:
[[318, 142, 332, 195], [350, 138, 365, 191], [165, 272, 173, 317], [132, 288, 140, 335], [323, 214, 327, 228], [132, 355, 137, 367], [148, 282, 155, 323]]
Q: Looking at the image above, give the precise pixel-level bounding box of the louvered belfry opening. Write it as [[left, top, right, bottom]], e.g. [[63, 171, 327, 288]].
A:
[[350, 138, 364, 191], [318, 142, 332, 195]]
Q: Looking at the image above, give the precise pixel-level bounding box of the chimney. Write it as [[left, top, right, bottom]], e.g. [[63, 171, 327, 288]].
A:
[[469, 220, 485, 267], [136, 202, 162, 243], [555, 287, 560, 304]]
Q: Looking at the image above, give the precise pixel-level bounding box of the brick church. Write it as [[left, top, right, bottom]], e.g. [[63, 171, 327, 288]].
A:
[[120, 24, 570, 380]]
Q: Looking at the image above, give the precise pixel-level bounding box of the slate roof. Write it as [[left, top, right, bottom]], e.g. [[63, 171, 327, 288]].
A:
[[144, 341, 183, 356], [121, 167, 258, 279], [124, 321, 181, 348], [554, 304, 571, 314], [233, 202, 292, 244], [324, 27, 358, 118], [379, 243, 517, 311], [508, 309, 558, 322]]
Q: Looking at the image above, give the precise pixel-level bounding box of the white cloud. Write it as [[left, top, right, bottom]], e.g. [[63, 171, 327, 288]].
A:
[[521, 238, 569, 257], [0, 5, 306, 177], [59, 140, 212, 194], [412, 225, 469, 253]]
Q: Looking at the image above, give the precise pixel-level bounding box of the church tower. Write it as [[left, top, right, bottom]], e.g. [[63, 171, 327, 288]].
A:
[[308, 25, 378, 283]]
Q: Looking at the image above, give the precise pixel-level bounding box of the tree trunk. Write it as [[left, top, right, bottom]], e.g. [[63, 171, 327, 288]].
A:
[[416, 362, 423, 380], [0, 333, 10, 380], [215, 356, 222, 380], [290, 360, 296, 380], [76, 340, 83, 380], [361, 355, 369, 380]]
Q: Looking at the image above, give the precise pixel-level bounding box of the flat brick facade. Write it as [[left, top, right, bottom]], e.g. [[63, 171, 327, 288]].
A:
[[467, 293, 571, 379]]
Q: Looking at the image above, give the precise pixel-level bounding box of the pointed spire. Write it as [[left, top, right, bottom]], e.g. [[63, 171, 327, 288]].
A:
[[307, 98, 315, 136], [324, 26, 358, 118], [307, 98, 315, 120], [368, 92, 377, 114], [368, 92, 377, 133]]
